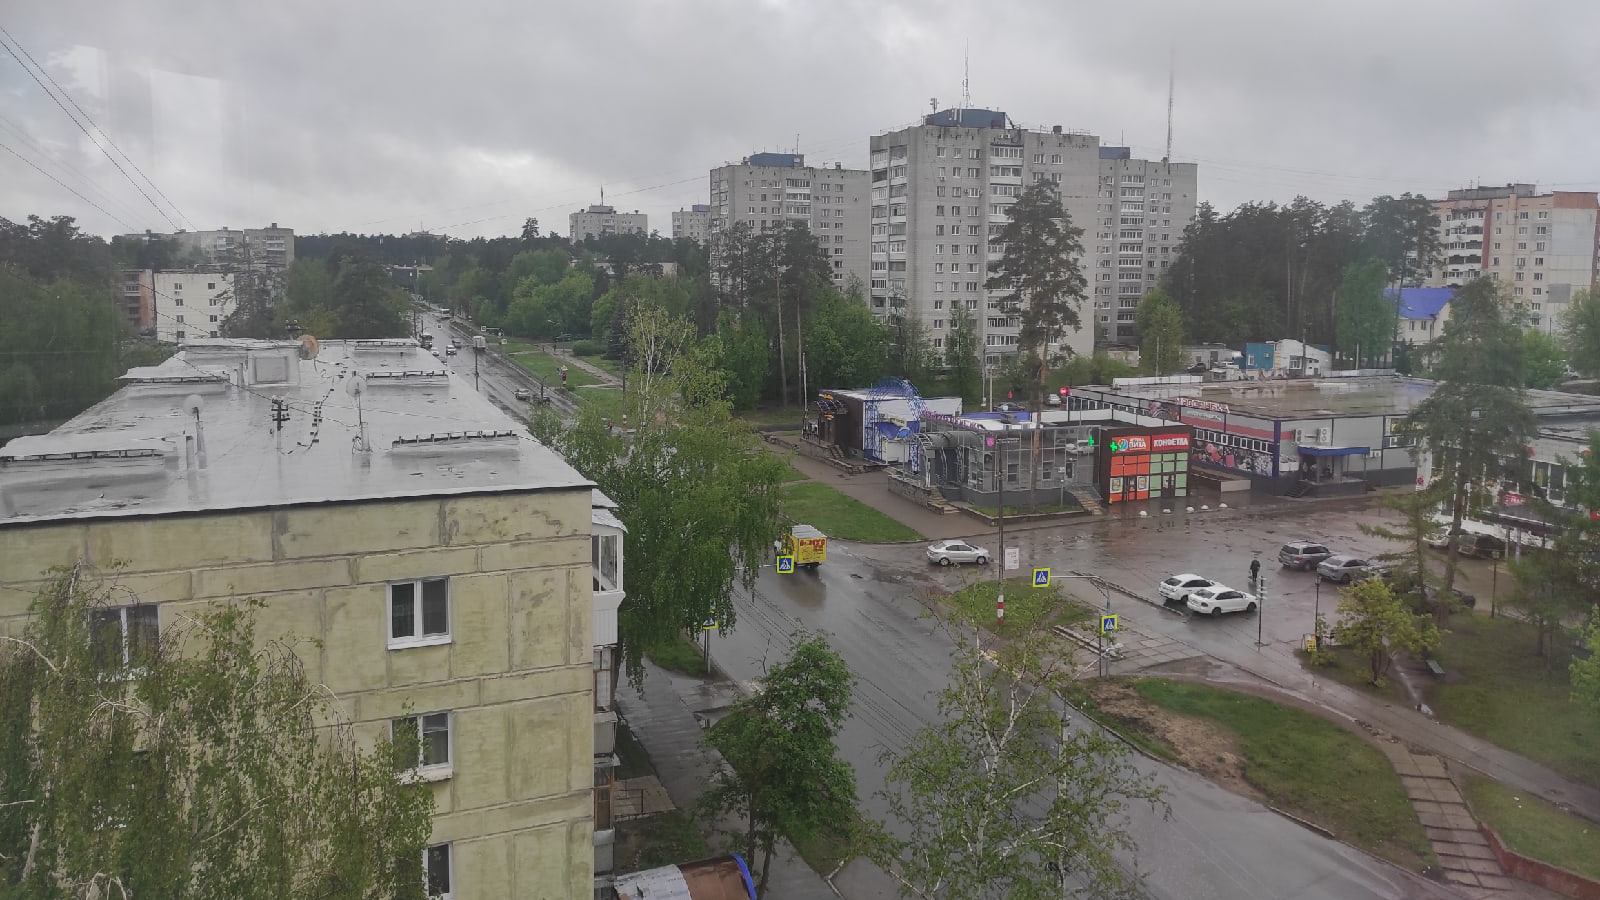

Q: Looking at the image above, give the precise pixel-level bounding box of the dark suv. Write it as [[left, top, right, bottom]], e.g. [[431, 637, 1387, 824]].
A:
[[1457, 534, 1507, 560], [1278, 540, 1333, 571]]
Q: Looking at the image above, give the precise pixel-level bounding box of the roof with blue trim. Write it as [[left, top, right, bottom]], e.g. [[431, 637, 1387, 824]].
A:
[[1387, 287, 1454, 320]]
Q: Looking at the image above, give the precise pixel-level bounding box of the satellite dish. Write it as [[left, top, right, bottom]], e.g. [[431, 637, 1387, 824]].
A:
[[345, 374, 367, 398], [183, 394, 204, 417], [299, 334, 320, 359]]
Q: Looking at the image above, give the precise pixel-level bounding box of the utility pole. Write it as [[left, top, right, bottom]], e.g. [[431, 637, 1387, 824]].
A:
[[1256, 570, 1267, 648], [996, 435, 1007, 629]]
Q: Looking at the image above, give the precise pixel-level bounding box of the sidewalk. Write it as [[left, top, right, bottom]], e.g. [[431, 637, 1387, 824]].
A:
[[615, 659, 898, 900]]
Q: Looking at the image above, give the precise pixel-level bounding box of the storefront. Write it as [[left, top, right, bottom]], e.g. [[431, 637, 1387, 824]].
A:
[[1095, 426, 1194, 504]]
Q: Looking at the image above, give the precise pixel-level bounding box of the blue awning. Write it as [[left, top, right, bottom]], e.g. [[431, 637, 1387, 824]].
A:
[[1299, 446, 1369, 457]]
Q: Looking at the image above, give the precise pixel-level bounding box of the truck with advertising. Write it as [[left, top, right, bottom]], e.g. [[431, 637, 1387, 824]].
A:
[[777, 524, 827, 571]]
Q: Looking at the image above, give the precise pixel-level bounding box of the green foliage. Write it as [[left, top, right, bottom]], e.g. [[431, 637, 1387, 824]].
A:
[[1134, 288, 1184, 375], [1330, 578, 1440, 686], [886, 308, 934, 385], [943, 578, 1091, 634], [1460, 776, 1600, 882], [699, 311, 770, 410], [1513, 432, 1600, 659], [0, 274, 127, 424], [1054, 353, 1138, 388], [1359, 483, 1450, 618], [985, 181, 1088, 400], [805, 288, 889, 389], [778, 482, 922, 543], [0, 565, 434, 899], [700, 634, 856, 898], [532, 305, 787, 685], [1407, 279, 1536, 593], [1563, 289, 1600, 377], [1572, 614, 1600, 715], [1521, 329, 1567, 389], [328, 255, 410, 338], [570, 339, 604, 357], [1129, 679, 1435, 868], [942, 303, 982, 404], [506, 270, 593, 339], [870, 628, 1164, 900], [1361, 194, 1442, 287], [1334, 258, 1395, 366]]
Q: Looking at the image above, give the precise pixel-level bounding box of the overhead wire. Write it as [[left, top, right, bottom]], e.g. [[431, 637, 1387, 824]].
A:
[[0, 27, 189, 232], [0, 112, 162, 231], [0, 138, 140, 232]]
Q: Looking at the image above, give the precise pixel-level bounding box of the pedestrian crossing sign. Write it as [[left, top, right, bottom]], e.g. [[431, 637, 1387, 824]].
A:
[[1033, 568, 1051, 588], [702, 617, 718, 631], [776, 555, 795, 574], [1101, 614, 1119, 634]]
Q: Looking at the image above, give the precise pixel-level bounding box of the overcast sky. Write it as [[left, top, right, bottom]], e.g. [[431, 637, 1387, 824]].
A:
[[4, 1, 1597, 243]]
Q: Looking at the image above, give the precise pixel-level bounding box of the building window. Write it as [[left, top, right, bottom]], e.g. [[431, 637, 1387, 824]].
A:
[[389, 578, 450, 648], [89, 604, 158, 669], [207, 282, 216, 289], [173, 283, 183, 290], [393, 712, 452, 778], [424, 844, 452, 899]]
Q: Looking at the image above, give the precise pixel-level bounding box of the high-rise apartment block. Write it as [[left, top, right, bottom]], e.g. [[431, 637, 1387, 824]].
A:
[[569, 205, 648, 241], [707, 153, 872, 289], [671, 204, 712, 243], [1425, 184, 1599, 332], [867, 109, 1196, 364]]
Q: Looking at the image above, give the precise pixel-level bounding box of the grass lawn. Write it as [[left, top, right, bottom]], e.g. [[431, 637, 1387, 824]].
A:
[[779, 482, 922, 542], [574, 350, 625, 378], [645, 633, 713, 677], [791, 811, 866, 878], [1296, 644, 1408, 705], [970, 500, 1082, 517], [505, 347, 602, 387], [735, 406, 809, 428], [1131, 679, 1435, 870], [574, 386, 629, 421], [1423, 614, 1598, 788], [616, 809, 709, 871], [771, 456, 808, 483], [1460, 775, 1600, 882], [945, 577, 1095, 634]]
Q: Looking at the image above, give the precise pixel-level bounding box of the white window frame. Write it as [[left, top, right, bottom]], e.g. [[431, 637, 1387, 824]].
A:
[[388, 578, 451, 649], [393, 711, 453, 781], [424, 843, 453, 899], [89, 604, 159, 670]]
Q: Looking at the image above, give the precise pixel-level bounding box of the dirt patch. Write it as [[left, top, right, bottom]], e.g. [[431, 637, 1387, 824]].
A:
[[1084, 680, 1264, 803]]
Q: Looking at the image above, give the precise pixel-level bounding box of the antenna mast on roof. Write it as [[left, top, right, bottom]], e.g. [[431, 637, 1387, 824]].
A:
[[960, 41, 970, 123], [1165, 51, 1175, 162]]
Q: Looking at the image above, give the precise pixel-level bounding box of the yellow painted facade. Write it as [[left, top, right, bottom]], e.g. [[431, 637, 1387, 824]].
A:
[[0, 488, 597, 900]]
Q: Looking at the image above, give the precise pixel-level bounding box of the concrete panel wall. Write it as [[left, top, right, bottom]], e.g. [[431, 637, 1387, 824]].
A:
[[0, 488, 597, 900]]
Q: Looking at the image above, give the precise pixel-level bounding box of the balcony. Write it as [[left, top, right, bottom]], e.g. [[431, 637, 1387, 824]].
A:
[[592, 499, 625, 649]]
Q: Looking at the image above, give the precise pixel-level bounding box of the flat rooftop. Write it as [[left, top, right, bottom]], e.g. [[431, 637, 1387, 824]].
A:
[[1090, 376, 1600, 423], [0, 339, 591, 525]]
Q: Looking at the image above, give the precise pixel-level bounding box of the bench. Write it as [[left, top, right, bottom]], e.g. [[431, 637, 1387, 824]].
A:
[[1425, 658, 1446, 678]]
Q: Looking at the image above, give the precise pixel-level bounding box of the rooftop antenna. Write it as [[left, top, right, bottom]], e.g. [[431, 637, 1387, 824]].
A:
[[599, 185, 604, 206], [960, 41, 970, 122], [1165, 50, 1175, 162], [183, 394, 207, 469], [346, 374, 371, 453]]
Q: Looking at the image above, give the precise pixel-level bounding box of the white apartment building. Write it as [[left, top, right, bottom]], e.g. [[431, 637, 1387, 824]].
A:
[[707, 153, 872, 290], [1425, 184, 1599, 333], [868, 109, 1197, 365], [569, 205, 648, 241], [671, 204, 712, 243], [1095, 148, 1198, 343], [150, 270, 234, 343]]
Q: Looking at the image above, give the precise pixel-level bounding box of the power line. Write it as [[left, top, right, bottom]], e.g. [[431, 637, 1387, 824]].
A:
[[0, 112, 161, 231], [0, 138, 140, 231], [0, 28, 188, 232]]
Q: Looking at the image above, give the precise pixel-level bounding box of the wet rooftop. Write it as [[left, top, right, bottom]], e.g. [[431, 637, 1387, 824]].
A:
[[0, 339, 590, 525]]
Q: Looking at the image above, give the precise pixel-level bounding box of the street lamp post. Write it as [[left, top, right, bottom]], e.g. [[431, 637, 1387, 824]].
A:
[[992, 432, 1019, 629]]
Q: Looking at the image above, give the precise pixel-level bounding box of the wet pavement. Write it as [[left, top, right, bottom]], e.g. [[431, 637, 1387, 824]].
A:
[[711, 542, 1466, 900]]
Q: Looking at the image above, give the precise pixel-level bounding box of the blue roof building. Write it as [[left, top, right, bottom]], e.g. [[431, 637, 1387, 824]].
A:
[[1387, 287, 1454, 345]]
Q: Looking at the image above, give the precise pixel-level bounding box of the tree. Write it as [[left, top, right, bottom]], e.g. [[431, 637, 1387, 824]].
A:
[[806, 287, 889, 391], [986, 181, 1087, 511], [1134, 288, 1184, 376], [700, 635, 856, 898], [943, 303, 982, 405], [322, 254, 409, 338], [1522, 330, 1567, 389], [1331, 578, 1440, 686], [1406, 279, 1535, 594], [0, 565, 434, 899], [0, 274, 126, 425], [1361, 194, 1441, 288], [1334, 258, 1395, 368], [1563, 289, 1600, 377], [528, 305, 787, 683], [1359, 483, 1452, 617], [1510, 431, 1600, 660], [870, 627, 1164, 900], [888, 307, 934, 385], [1573, 614, 1600, 715]]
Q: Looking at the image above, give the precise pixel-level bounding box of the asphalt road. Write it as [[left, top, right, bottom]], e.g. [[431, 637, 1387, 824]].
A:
[[710, 527, 1466, 900], [420, 313, 577, 419]]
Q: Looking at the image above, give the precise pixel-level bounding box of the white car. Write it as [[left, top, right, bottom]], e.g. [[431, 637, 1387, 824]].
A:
[[513, 388, 531, 402], [1186, 584, 1259, 616], [445, 346, 458, 356], [927, 540, 990, 567], [1159, 573, 1217, 605]]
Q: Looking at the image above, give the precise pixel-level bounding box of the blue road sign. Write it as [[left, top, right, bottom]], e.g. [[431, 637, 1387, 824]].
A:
[[776, 555, 796, 574], [1101, 614, 1119, 634], [1033, 568, 1051, 588], [702, 617, 718, 631]]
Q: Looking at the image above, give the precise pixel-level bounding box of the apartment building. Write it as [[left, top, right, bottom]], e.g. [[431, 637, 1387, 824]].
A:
[[867, 109, 1197, 365], [124, 224, 296, 269], [707, 152, 872, 289], [1095, 148, 1198, 343], [0, 338, 618, 899], [117, 268, 155, 332], [1425, 184, 1600, 332], [146, 269, 234, 343], [569, 205, 648, 241], [671, 204, 712, 243]]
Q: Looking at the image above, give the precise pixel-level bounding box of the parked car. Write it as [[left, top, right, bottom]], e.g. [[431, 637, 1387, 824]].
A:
[[1186, 584, 1258, 616], [553, 332, 575, 343], [445, 346, 457, 356], [927, 540, 990, 566], [1317, 555, 1380, 583], [1278, 540, 1334, 571], [1386, 570, 1477, 610], [1067, 439, 1095, 456], [1425, 528, 1455, 550], [1456, 534, 1507, 560], [1046, 393, 1062, 407], [513, 388, 532, 402], [993, 402, 1027, 413], [451, 338, 461, 348], [1159, 573, 1217, 605]]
